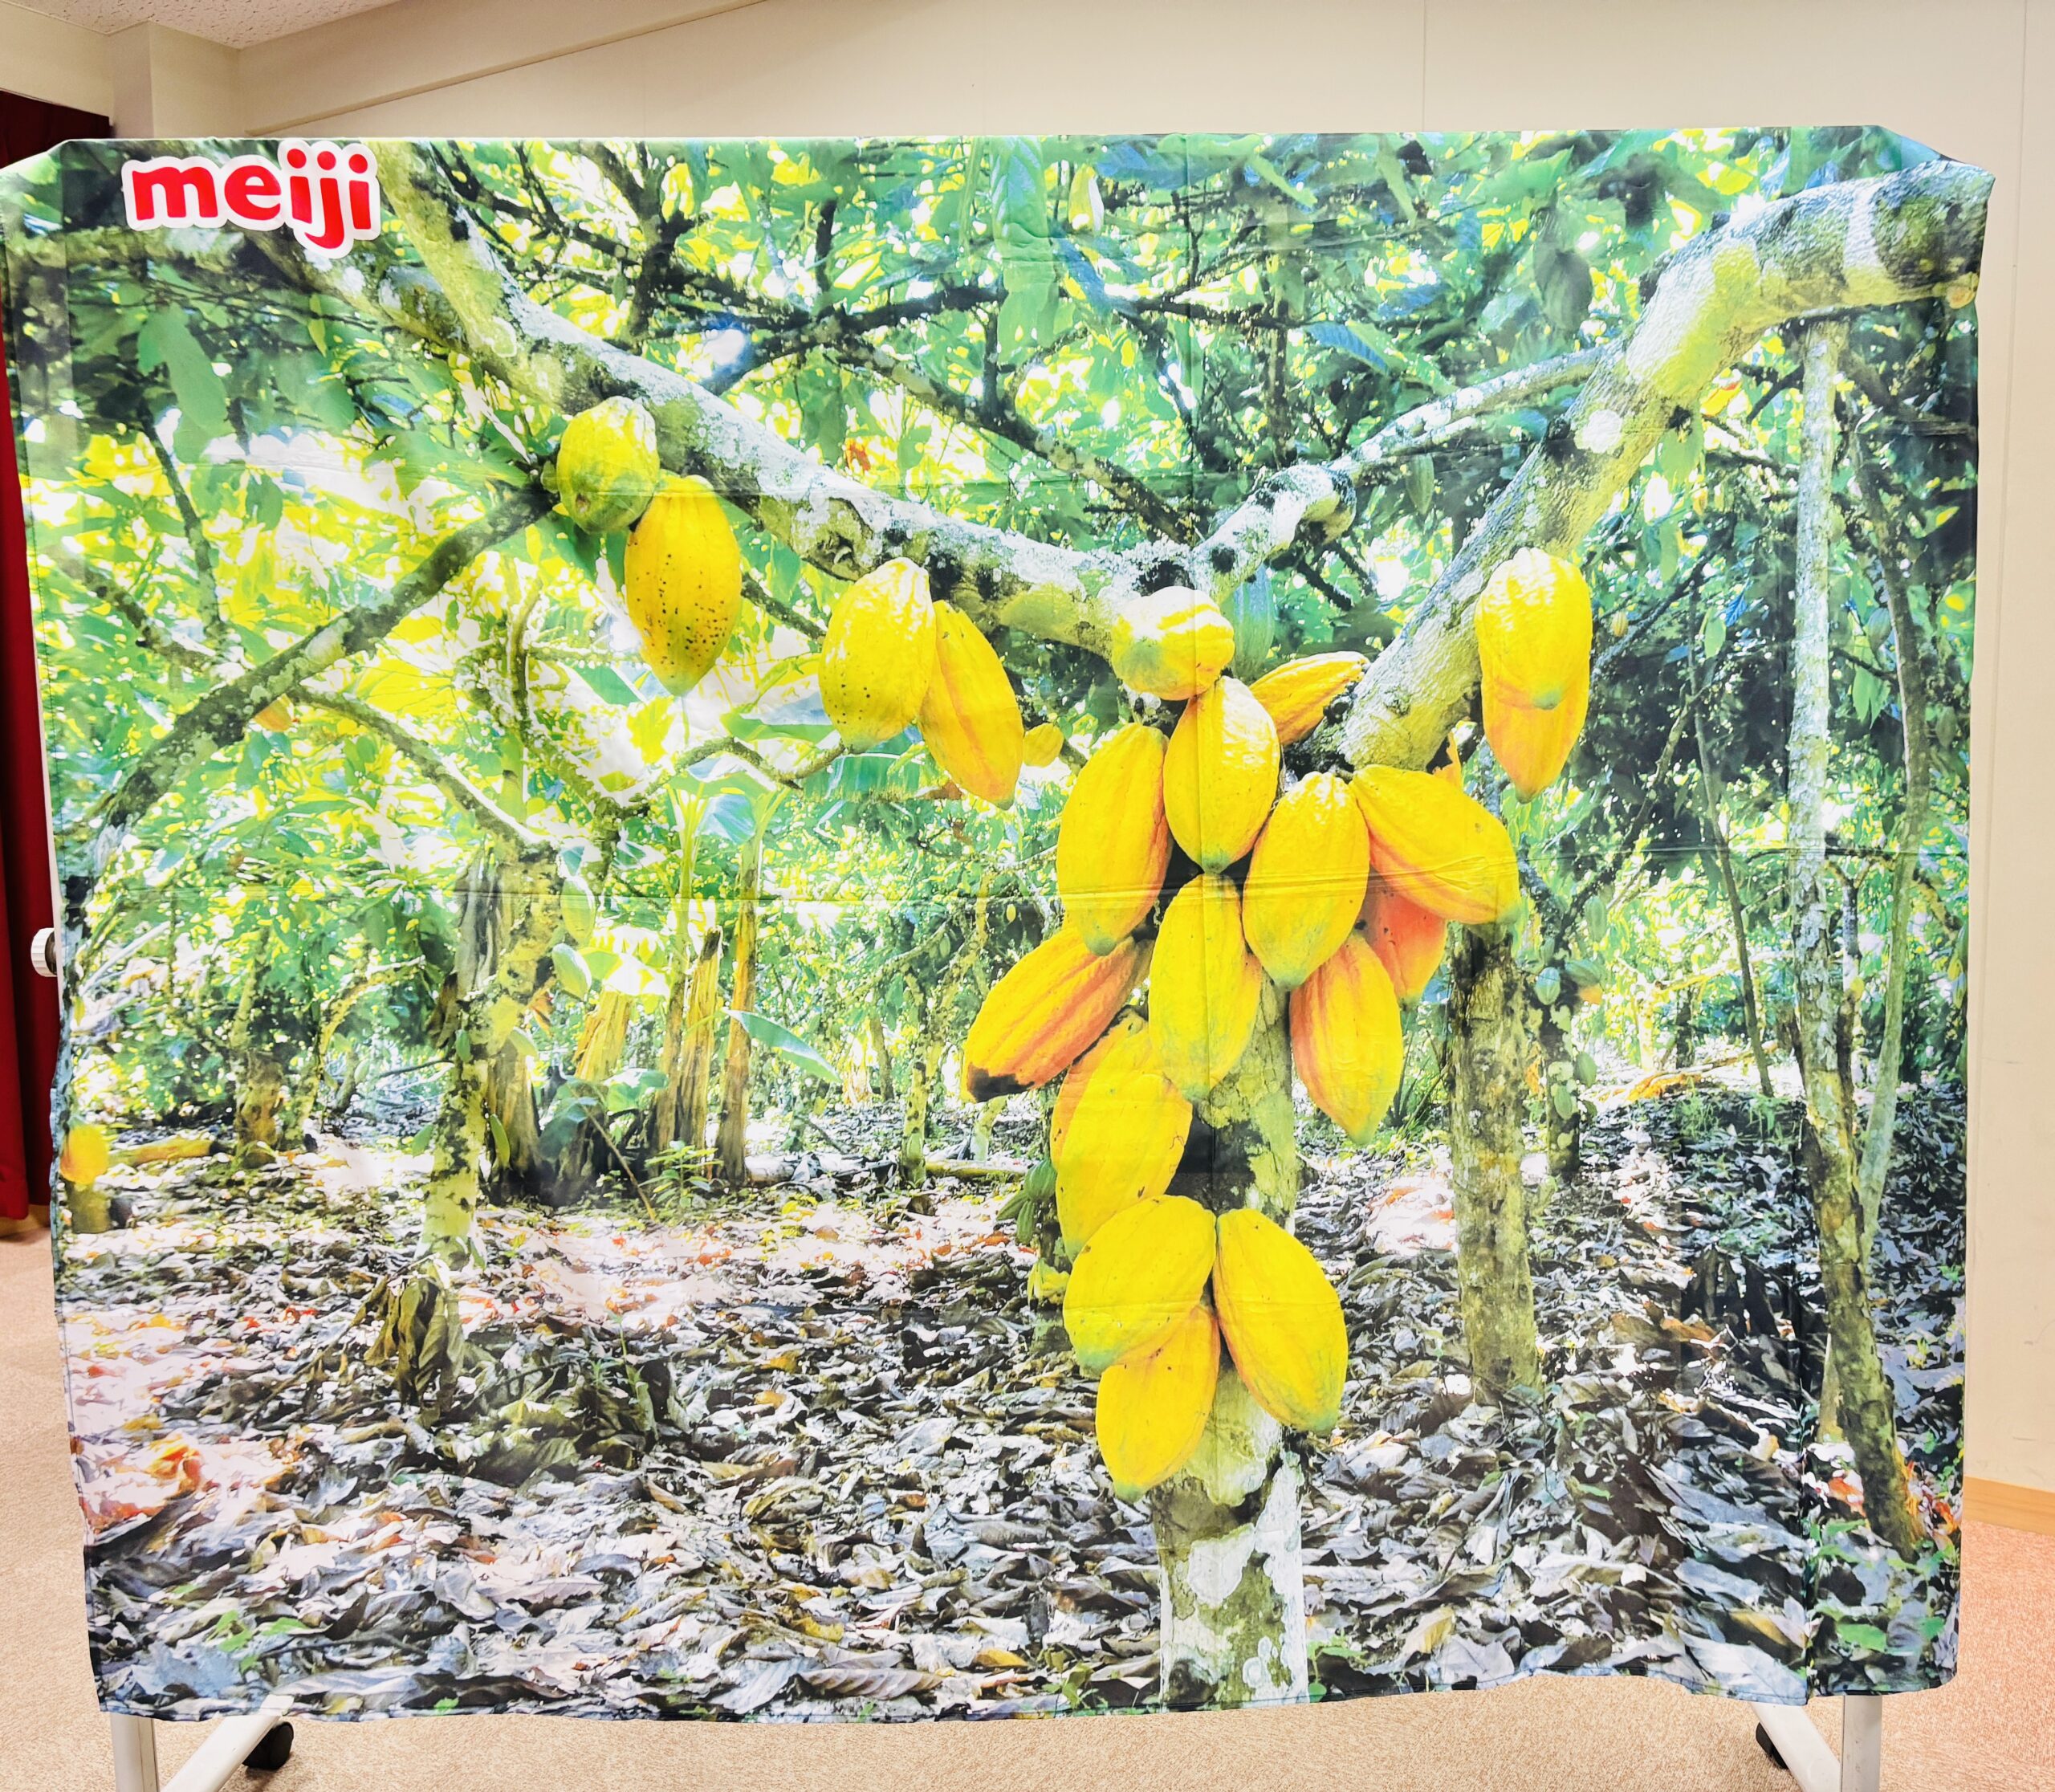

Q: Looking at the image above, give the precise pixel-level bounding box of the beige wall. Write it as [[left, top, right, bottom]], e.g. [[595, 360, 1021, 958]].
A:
[[11, 0, 2053, 1492], [0, 0, 114, 116]]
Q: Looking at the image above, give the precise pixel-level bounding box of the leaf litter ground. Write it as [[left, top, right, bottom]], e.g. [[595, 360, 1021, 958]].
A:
[[56, 1082, 1962, 1721]]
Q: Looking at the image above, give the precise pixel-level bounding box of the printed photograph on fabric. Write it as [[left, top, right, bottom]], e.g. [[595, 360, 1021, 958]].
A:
[[0, 131, 1980, 1721]]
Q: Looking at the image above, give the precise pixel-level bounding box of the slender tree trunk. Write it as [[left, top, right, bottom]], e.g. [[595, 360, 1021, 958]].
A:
[[287, 966, 406, 1136], [869, 1012, 895, 1101], [898, 1035, 934, 1186], [1786, 322, 1923, 1561], [714, 836, 763, 1188], [1694, 711, 1774, 1097], [679, 930, 723, 1161], [1671, 984, 1699, 1069], [1152, 984, 1308, 1708], [1447, 923, 1544, 1395], [1536, 978, 1581, 1180], [227, 922, 274, 1159], [1850, 453, 1935, 1256], [968, 1100, 999, 1163]]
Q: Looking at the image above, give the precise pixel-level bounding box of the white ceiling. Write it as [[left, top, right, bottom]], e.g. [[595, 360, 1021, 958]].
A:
[[8, 0, 399, 48]]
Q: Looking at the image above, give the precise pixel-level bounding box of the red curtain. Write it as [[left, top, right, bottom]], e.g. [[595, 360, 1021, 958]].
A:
[[0, 92, 109, 1217]]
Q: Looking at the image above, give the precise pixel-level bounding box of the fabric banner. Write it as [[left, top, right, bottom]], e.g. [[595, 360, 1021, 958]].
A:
[[1, 132, 1982, 1723]]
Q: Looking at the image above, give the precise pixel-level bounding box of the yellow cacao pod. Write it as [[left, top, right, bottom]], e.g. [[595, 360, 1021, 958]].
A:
[[1096, 1302, 1220, 1500], [1475, 548, 1593, 713], [1359, 870, 1447, 1005], [556, 395, 661, 533], [1063, 1193, 1216, 1373], [1056, 1044, 1194, 1255], [963, 927, 1146, 1101], [1350, 765, 1520, 927], [1109, 588, 1235, 701], [1150, 874, 1264, 1102], [1243, 772, 1369, 991], [1485, 670, 1589, 801], [1049, 1012, 1148, 1161], [1213, 1207, 1348, 1433], [1289, 931, 1403, 1144], [918, 601, 1023, 806], [1057, 723, 1171, 955], [1163, 677, 1278, 872], [1248, 651, 1369, 747], [820, 558, 938, 750], [59, 1122, 112, 1186], [623, 475, 743, 694], [1022, 722, 1065, 768]]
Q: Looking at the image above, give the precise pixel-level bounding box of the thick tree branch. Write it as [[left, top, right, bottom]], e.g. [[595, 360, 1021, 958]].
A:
[[1340, 160, 1989, 772]]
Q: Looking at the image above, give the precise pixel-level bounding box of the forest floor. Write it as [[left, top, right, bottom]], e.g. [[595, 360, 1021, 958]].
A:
[[54, 1077, 1963, 1722]]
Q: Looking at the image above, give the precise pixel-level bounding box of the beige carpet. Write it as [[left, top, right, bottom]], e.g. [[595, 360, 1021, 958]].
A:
[[2, 1220, 2046, 1792]]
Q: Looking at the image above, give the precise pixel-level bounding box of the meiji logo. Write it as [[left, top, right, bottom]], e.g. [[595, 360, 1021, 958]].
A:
[[121, 141, 380, 255]]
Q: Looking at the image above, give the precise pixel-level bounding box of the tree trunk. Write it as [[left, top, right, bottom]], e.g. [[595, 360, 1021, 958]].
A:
[[1670, 983, 1699, 1069], [234, 1053, 286, 1157], [869, 1012, 895, 1100], [1786, 322, 1923, 1562], [654, 927, 722, 1159], [1447, 923, 1544, 1395], [1536, 987, 1581, 1180], [227, 922, 275, 1160], [968, 1100, 999, 1163], [897, 979, 934, 1187], [287, 966, 406, 1137], [1150, 984, 1308, 1708], [714, 837, 763, 1188], [1850, 450, 1935, 1256], [1695, 711, 1775, 1098], [423, 847, 561, 1253]]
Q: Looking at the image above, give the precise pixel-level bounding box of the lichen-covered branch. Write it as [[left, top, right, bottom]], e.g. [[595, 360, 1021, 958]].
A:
[[1341, 160, 1990, 773], [357, 149, 1983, 779], [366, 147, 1603, 657]]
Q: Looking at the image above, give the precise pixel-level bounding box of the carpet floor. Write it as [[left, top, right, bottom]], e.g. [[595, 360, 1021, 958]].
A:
[[2, 1220, 2046, 1792]]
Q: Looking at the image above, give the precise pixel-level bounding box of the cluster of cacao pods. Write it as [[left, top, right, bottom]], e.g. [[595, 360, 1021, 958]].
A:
[[818, 558, 1028, 805], [1061, 1191, 1348, 1498], [960, 579, 1536, 1499], [559, 399, 1039, 806]]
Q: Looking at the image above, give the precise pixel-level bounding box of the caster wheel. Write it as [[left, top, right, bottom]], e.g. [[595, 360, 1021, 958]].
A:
[[244, 1721, 294, 1772], [1754, 1722, 1788, 1774]]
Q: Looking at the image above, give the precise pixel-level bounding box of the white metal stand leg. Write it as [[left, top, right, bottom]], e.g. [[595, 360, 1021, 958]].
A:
[[107, 1698, 293, 1792], [1750, 1696, 1882, 1792], [109, 1714, 159, 1792], [1838, 1696, 1882, 1792]]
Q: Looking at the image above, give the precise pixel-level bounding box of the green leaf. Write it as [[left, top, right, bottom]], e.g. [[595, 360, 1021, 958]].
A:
[[572, 662, 641, 707], [138, 309, 231, 459], [1701, 607, 1727, 662], [551, 943, 592, 999], [729, 1009, 838, 1083]]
